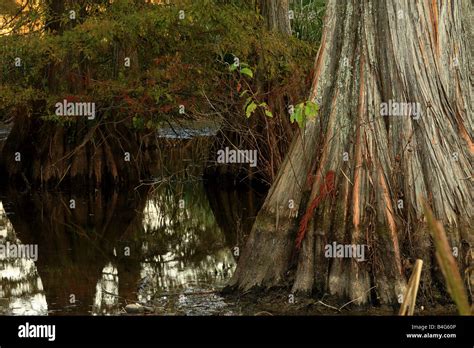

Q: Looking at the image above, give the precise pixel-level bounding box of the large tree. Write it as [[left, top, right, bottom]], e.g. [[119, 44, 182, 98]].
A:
[[259, 0, 291, 35], [229, 0, 473, 305]]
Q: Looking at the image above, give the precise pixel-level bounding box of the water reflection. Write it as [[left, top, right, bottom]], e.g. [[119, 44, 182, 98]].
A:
[[0, 178, 262, 315], [0, 136, 264, 315], [128, 180, 238, 313], [0, 189, 149, 315], [0, 202, 48, 315], [92, 262, 120, 316]]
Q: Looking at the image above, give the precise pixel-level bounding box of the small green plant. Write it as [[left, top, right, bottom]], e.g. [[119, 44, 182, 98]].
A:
[[243, 99, 273, 119], [290, 100, 319, 128], [132, 115, 145, 130], [229, 61, 254, 78], [229, 62, 273, 119]]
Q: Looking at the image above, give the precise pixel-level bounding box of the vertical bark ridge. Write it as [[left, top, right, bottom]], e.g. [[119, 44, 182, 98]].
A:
[[230, 0, 473, 305]]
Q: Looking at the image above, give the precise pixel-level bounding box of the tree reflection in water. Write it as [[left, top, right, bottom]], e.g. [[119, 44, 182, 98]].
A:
[[0, 136, 263, 315], [136, 180, 237, 307], [0, 188, 149, 315], [92, 262, 119, 315], [0, 202, 48, 315]]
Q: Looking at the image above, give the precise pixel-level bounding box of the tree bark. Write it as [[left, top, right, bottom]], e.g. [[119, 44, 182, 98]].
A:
[[44, 0, 65, 33], [259, 0, 291, 35], [229, 0, 473, 305]]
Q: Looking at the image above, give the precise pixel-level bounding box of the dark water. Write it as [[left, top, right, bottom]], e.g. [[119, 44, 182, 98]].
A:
[[0, 128, 265, 316], [2, 125, 442, 317]]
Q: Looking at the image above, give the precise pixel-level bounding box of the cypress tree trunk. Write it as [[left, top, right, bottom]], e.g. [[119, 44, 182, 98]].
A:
[[259, 0, 291, 35], [229, 0, 473, 305]]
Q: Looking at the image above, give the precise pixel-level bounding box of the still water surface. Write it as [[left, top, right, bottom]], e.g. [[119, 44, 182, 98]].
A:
[[0, 126, 264, 315]]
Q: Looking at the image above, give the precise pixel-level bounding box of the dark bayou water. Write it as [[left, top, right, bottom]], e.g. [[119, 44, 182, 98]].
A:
[[0, 122, 267, 316]]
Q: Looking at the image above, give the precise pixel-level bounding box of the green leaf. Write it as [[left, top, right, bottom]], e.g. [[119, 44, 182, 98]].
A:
[[240, 67, 253, 78], [295, 102, 305, 110], [243, 97, 252, 110], [304, 101, 319, 118], [291, 104, 305, 128], [245, 101, 257, 118], [229, 63, 238, 72], [290, 112, 296, 123], [265, 109, 273, 118], [132, 116, 144, 129], [296, 111, 304, 128], [290, 101, 319, 128]]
